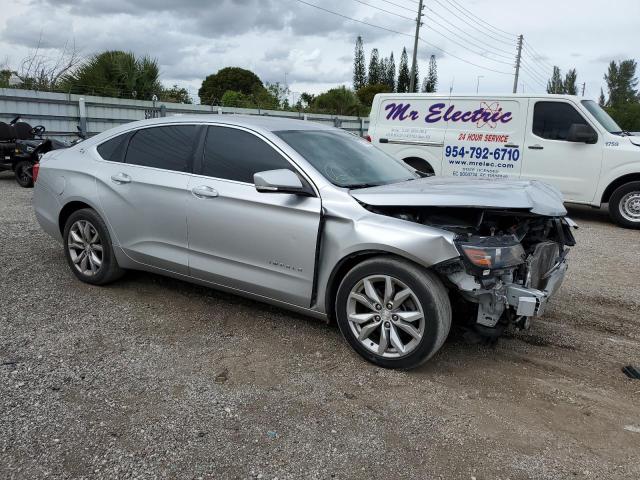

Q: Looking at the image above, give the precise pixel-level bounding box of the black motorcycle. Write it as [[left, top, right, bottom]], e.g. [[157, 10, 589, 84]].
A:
[[0, 117, 72, 188]]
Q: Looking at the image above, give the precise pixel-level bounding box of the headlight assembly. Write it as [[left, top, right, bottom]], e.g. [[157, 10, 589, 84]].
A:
[[458, 235, 526, 270]]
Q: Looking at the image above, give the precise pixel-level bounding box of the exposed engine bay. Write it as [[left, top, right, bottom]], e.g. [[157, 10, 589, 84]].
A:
[[363, 204, 577, 339]]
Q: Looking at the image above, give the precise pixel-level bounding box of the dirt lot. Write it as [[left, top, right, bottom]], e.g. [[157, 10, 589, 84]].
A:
[[1, 173, 639, 480]]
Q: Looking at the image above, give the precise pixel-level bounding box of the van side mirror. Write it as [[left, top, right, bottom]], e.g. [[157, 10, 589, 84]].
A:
[[567, 123, 597, 144], [254, 169, 312, 196]]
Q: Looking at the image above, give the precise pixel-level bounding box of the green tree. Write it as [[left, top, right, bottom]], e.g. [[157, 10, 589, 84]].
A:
[[384, 52, 395, 92], [397, 48, 410, 93], [312, 86, 364, 115], [0, 69, 12, 88], [160, 84, 192, 104], [367, 48, 380, 85], [199, 67, 263, 105], [606, 103, 640, 131], [422, 55, 437, 92], [564, 68, 578, 95], [220, 90, 254, 108], [546, 66, 564, 94], [605, 59, 638, 106], [598, 87, 606, 106], [356, 83, 391, 107], [412, 61, 419, 93], [353, 36, 366, 91], [61, 51, 162, 99]]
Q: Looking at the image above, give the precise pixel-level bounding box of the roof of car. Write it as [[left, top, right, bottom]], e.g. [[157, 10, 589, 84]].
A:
[[121, 114, 334, 132]]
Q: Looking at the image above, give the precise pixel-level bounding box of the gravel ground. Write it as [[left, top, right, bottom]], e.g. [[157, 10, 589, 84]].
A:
[[1, 172, 639, 479]]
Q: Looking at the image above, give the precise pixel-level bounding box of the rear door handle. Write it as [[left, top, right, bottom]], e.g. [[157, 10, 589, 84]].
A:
[[191, 185, 219, 198], [110, 172, 131, 184], [504, 143, 519, 148], [528, 144, 544, 150]]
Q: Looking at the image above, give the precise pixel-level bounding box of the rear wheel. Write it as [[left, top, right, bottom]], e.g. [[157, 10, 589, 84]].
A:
[[609, 181, 640, 229], [63, 208, 124, 285], [14, 160, 33, 188], [335, 257, 451, 369]]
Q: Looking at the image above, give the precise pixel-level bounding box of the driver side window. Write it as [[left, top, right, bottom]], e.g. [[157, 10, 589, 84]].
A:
[[532, 101, 594, 141]]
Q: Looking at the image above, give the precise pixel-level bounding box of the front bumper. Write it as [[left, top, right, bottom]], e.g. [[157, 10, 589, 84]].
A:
[[447, 256, 569, 328]]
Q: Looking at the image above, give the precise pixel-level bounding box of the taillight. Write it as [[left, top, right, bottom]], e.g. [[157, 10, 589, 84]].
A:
[[32, 163, 39, 183], [365, 135, 372, 142]]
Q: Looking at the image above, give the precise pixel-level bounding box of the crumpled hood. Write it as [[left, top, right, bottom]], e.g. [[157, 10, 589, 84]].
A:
[[350, 177, 567, 217]]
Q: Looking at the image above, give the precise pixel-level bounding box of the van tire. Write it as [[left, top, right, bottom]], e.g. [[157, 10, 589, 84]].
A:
[[609, 181, 640, 229], [403, 157, 434, 175], [335, 257, 451, 369]]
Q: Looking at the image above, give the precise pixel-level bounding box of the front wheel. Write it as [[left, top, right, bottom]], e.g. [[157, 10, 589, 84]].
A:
[[609, 181, 640, 229], [14, 160, 34, 188], [335, 257, 451, 369]]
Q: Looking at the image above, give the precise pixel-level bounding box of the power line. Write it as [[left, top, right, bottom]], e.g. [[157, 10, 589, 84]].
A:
[[444, 0, 517, 39], [522, 41, 555, 71], [291, 0, 515, 76], [375, 0, 416, 13], [430, 0, 516, 46], [348, 0, 415, 21], [425, 7, 515, 58], [423, 23, 514, 66]]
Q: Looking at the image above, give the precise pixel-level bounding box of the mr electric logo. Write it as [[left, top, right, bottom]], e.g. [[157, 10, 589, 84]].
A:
[[385, 101, 513, 128]]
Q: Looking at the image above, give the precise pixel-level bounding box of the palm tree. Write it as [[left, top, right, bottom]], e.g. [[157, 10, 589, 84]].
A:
[[61, 51, 162, 99]]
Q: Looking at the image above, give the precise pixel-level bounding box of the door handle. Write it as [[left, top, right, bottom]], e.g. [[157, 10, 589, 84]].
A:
[[504, 143, 519, 148], [191, 185, 219, 198], [110, 172, 131, 184], [528, 144, 544, 150]]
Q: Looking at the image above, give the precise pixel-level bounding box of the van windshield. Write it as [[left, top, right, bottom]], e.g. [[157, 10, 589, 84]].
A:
[[581, 100, 622, 133], [275, 130, 418, 188]]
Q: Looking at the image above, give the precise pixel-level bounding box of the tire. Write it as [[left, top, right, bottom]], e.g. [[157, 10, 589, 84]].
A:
[[609, 181, 640, 229], [335, 256, 451, 369], [63, 208, 124, 285], [14, 160, 33, 188]]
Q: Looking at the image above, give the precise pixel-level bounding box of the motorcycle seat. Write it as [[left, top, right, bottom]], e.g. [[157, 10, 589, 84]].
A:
[[0, 122, 14, 142], [13, 122, 33, 140]]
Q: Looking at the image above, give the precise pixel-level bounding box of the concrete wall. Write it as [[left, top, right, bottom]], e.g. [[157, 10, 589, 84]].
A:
[[0, 88, 370, 141]]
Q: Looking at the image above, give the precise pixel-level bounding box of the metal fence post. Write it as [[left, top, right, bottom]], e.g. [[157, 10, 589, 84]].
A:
[[78, 97, 87, 138], [160, 105, 166, 117]]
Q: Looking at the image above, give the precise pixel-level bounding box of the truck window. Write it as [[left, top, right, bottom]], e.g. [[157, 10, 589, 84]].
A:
[[532, 102, 591, 141]]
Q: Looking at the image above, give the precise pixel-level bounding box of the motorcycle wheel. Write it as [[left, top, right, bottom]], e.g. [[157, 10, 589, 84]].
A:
[[14, 160, 34, 188]]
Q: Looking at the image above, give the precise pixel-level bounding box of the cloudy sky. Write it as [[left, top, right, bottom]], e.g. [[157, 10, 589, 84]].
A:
[[1, 0, 638, 103]]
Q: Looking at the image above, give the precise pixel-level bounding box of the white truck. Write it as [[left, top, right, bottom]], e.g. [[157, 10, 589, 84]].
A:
[[367, 93, 640, 228]]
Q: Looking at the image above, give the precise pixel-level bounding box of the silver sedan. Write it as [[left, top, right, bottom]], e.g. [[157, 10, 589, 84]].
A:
[[33, 116, 574, 368]]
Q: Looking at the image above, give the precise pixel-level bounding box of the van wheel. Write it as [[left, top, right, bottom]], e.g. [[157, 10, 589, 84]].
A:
[[335, 257, 451, 369], [63, 208, 125, 285], [609, 181, 640, 229], [14, 160, 33, 188], [403, 157, 434, 175]]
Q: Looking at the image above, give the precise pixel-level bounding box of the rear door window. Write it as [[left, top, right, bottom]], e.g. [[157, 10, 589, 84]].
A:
[[201, 126, 292, 183], [532, 102, 592, 141], [125, 125, 198, 172]]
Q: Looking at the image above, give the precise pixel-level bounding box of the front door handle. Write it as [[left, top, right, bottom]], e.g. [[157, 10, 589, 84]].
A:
[[528, 144, 544, 150], [110, 172, 131, 184], [504, 143, 519, 148], [191, 185, 219, 198]]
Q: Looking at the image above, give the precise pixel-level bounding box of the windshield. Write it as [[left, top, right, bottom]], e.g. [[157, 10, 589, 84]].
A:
[[581, 100, 622, 133], [275, 130, 417, 188]]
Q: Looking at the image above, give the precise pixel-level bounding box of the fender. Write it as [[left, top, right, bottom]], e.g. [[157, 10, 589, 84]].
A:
[[594, 162, 640, 205]]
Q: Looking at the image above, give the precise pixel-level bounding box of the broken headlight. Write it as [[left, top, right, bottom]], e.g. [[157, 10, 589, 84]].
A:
[[458, 235, 526, 270]]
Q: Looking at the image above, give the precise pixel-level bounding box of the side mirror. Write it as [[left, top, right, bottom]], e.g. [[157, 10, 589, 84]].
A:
[[254, 169, 311, 195], [567, 123, 597, 144]]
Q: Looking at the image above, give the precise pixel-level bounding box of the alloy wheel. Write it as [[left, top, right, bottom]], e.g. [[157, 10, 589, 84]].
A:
[[346, 275, 425, 358], [67, 220, 103, 276]]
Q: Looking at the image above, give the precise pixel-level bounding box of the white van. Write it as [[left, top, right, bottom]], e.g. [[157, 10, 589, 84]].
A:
[[368, 93, 640, 228]]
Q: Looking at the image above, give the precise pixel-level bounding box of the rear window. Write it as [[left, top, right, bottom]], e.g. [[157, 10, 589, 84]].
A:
[[96, 133, 131, 162]]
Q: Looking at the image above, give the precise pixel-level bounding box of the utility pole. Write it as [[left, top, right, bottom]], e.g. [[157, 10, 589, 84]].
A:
[[581, 82, 586, 96], [476, 75, 484, 94], [409, 0, 425, 93], [512, 34, 523, 93]]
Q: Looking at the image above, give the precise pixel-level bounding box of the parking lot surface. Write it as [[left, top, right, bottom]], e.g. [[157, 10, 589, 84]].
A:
[[1, 173, 639, 479]]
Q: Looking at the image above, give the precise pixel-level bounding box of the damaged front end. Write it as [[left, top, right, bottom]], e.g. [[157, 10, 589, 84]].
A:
[[365, 204, 577, 338]]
